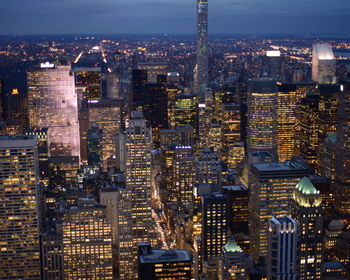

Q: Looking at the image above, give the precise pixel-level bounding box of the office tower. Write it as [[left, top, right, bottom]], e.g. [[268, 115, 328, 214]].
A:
[[25, 127, 49, 187], [63, 198, 113, 279], [291, 177, 323, 279], [321, 133, 337, 183], [208, 119, 222, 153], [277, 83, 297, 161], [106, 72, 120, 99], [321, 262, 349, 280], [48, 156, 79, 191], [220, 238, 253, 280], [202, 193, 228, 261], [0, 78, 3, 121], [138, 61, 167, 84], [249, 161, 309, 261], [100, 187, 119, 245], [27, 62, 80, 158], [222, 185, 249, 234], [247, 78, 278, 157], [197, 147, 222, 186], [135, 83, 168, 145], [124, 111, 155, 278], [0, 135, 41, 279], [298, 95, 320, 170], [74, 67, 102, 100], [267, 216, 300, 280], [166, 85, 183, 128], [194, 0, 209, 96], [138, 243, 192, 280], [173, 153, 196, 211], [334, 81, 350, 215], [266, 50, 282, 80], [174, 93, 198, 129], [40, 229, 63, 280], [160, 125, 195, 153], [312, 43, 336, 84], [87, 125, 102, 166], [88, 99, 122, 171], [132, 69, 148, 105]]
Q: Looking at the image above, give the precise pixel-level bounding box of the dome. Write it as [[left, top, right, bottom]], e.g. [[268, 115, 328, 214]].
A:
[[296, 177, 319, 195]]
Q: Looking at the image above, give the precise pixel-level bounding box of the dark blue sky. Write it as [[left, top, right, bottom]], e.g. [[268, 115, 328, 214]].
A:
[[0, 0, 349, 36]]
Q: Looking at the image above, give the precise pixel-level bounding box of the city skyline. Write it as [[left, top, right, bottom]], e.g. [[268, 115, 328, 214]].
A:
[[0, 0, 349, 36]]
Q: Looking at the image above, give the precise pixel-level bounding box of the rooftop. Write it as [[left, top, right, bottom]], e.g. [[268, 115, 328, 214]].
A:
[[253, 160, 308, 172], [296, 177, 319, 195], [223, 238, 242, 253], [139, 249, 191, 264]]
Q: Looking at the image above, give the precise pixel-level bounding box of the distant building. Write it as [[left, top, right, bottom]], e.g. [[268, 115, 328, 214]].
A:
[[247, 78, 278, 157], [267, 216, 300, 280], [138, 243, 191, 280], [266, 50, 282, 80], [312, 43, 336, 84]]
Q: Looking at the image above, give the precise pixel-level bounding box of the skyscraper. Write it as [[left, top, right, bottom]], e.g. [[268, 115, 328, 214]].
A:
[[123, 111, 155, 278], [334, 81, 350, 215], [266, 50, 282, 80], [249, 161, 309, 261], [291, 177, 323, 280], [63, 198, 113, 279], [312, 43, 336, 84], [194, 0, 209, 96], [267, 216, 300, 280], [27, 62, 80, 158], [0, 135, 41, 279], [247, 78, 278, 157]]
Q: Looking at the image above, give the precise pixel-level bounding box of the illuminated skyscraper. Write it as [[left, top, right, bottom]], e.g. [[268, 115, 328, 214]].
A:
[[312, 43, 336, 84], [174, 93, 198, 129], [266, 50, 282, 80], [88, 99, 122, 171], [249, 161, 309, 261], [277, 83, 297, 161], [197, 147, 222, 186], [267, 216, 300, 280], [334, 81, 350, 215], [194, 0, 209, 96], [0, 135, 41, 279], [247, 78, 278, 157], [202, 193, 228, 261], [63, 198, 113, 279], [291, 177, 323, 280], [74, 67, 103, 100], [27, 62, 80, 158], [123, 111, 155, 278]]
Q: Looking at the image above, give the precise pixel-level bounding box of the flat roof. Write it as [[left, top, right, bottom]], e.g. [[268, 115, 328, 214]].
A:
[[0, 135, 37, 148], [139, 249, 191, 264], [253, 161, 307, 172], [223, 185, 248, 191]]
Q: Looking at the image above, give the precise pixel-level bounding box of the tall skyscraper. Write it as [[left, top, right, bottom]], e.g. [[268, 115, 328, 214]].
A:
[[249, 161, 309, 261], [312, 43, 336, 84], [334, 81, 350, 215], [27, 62, 80, 158], [0, 135, 41, 279], [266, 50, 282, 80], [122, 111, 155, 278], [247, 78, 278, 157], [277, 83, 297, 162], [194, 0, 209, 96], [202, 193, 228, 261], [63, 198, 113, 279], [267, 216, 300, 280], [291, 177, 323, 280]]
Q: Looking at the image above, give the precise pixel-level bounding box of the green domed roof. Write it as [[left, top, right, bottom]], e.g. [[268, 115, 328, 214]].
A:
[[223, 238, 242, 253], [296, 177, 319, 195]]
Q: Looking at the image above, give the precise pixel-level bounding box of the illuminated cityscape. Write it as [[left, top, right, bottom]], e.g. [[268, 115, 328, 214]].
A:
[[0, 0, 350, 279]]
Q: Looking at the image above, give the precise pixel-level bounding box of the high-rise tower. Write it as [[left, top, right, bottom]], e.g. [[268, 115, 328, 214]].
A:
[[0, 135, 41, 279], [27, 62, 80, 159], [194, 0, 209, 97]]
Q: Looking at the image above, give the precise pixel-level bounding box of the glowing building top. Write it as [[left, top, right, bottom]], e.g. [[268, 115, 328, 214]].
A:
[[312, 43, 336, 84]]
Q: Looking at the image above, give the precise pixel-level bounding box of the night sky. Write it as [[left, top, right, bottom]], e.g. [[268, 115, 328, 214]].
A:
[[0, 0, 349, 36]]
